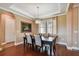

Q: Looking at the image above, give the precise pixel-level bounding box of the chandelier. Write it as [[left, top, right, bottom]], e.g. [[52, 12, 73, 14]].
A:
[[35, 6, 41, 24]]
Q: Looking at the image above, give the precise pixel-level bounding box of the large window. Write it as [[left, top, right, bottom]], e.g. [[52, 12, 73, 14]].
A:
[[39, 20, 46, 33], [47, 19, 53, 34], [39, 18, 57, 34]]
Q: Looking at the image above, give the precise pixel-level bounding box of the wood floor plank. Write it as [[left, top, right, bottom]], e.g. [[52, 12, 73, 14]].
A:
[[0, 44, 79, 56]]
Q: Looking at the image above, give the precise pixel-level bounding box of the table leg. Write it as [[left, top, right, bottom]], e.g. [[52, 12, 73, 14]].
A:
[[50, 45, 52, 56]]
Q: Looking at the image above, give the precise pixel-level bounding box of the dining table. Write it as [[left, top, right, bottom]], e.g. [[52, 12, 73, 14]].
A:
[[41, 35, 57, 56], [23, 34, 57, 56]]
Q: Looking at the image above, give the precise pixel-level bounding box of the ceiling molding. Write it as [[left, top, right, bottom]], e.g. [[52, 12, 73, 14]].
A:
[[9, 4, 61, 19], [73, 3, 79, 7], [65, 3, 70, 13], [39, 11, 60, 18], [0, 3, 68, 20], [10, 5, 34, 18], [58, 4, 61, 12], [0, 7, 33, 20], [36, 13, 66, 20]]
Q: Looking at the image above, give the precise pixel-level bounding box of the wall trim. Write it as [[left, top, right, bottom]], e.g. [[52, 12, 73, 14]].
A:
[[0, 6, 66, 20], [66, 46, 72, 50], [0, 7, 32, 20], [1, 42, 7, 45], [2, 41, 79, 50], [15, 42, 23, 46], [1, 41, 23, 47], [57, 42, 73, 50], [57, 42, 79, 50], [57, 42, 67, 46], [1, 42, 14, 45], [0, 48, 3, 51], [10, 5, 34, 18], [72, 47, 79, 50], [66, 3, 70, 13]]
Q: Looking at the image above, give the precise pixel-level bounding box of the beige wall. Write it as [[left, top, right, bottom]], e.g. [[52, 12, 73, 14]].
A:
[[57, 5, 79, 50], [0, 11, 38, 44], [56, 4, 79, 50], [0, 14, 5, 43], [67, 4, 79, 49], [0, 12, 16, 44], [32, 22, 39, 34], [57, 15, 67, 44], [15, 15, 38, 43], [66, 5, 73, 48]]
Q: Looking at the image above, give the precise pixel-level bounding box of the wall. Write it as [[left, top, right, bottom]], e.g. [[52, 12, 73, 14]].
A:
[[32, 22, 39, 34], [0, 10, 38, 45], [66, 4, 79, 50], [0, 14, 5, 43], [57, 15, 67, 44], [0, 12, 16, 44], [15, 15, 38, 44]]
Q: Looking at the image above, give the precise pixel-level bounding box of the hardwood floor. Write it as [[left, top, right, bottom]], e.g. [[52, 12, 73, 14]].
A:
[[0, 44, 79, 56]]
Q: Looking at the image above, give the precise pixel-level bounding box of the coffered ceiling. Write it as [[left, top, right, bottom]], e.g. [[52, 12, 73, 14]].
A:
[[0, 3, 69, 19]]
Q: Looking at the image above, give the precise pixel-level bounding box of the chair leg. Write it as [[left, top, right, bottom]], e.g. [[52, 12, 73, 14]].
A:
[[35, 45, 38, 51], [40, 47, 42, 52], [53, 45, 56, 56], [45, 46, 47, 51], [42, 47, 43, 52]]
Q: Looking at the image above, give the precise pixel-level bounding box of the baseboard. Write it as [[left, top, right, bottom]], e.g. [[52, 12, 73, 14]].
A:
[[2, 41, 23, 46], [15, 42, 23, 46], [0, 48, 3, 52], [72, 47, 79, 50], [1, 41, 15, 48], [57, 42, 73, 50], [1, 41, 14, 45], [1, 42, 8, 45], [57, 42, 79, 50], [66, 46, 72, 50], [57, 42, 67, 46]]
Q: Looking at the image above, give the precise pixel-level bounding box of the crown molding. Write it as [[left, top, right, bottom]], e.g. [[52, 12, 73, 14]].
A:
[[0, 3, 68, 20], [9, 5, 34, 18], [65, 3, 70, 13], [0, 7, 33, 20], [10, 4, 61, 19]]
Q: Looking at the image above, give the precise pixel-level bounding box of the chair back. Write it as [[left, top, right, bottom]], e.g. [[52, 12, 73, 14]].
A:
[[26, 34, 32, 44], [34, 35, 42, 47]]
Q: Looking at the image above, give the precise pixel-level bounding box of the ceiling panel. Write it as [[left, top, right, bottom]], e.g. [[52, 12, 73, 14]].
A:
[[0, 3, 68, 19]]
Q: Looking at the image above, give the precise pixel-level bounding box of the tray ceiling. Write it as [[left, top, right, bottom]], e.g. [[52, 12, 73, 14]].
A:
[[0, 3, 68, 19]]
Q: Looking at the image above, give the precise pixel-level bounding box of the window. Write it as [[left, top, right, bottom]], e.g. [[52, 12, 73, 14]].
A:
[[47, 19, 53, 34], [39, 20, 46, 33], [39, 18, 57, 34]]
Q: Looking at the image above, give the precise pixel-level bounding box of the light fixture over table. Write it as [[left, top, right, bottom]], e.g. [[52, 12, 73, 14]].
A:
[[35, 6, 41, 24]]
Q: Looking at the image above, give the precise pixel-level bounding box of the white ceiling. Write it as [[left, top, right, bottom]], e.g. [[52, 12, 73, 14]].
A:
[[0, 3, 68, 19]]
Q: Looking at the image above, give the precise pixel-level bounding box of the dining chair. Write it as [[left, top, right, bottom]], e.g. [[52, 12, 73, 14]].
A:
[[23, 33, 27, 47], [42, 36, 55, 56], [26, 34, 32, 47], [41, 36, 50, 54], [34, 35, 43, 52]]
